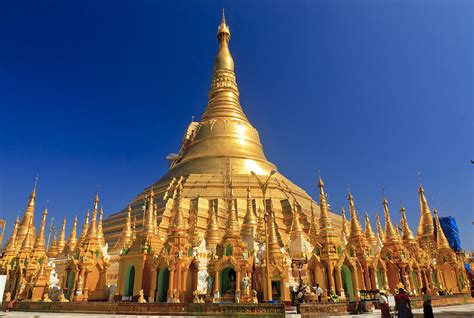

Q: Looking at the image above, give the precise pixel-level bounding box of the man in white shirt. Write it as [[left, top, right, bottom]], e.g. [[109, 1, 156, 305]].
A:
[[314, 283, 323, 302]]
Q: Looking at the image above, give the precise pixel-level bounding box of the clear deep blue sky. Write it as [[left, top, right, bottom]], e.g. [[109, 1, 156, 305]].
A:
[[0, 1, 472, 249]]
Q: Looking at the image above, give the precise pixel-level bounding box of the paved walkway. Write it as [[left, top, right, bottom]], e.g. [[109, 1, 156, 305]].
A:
[[1, 303, 473, 317]]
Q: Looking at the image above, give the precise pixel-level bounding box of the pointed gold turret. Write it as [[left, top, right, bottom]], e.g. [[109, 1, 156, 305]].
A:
[[266, 200, 282, 260], [400, 206, 416, 242], [33, 207, 48, 252], [223, 181, 240, 239], [57, 217, 67, 254], [64, 215, 78, 255], [77, 211, 90, 249], [433, 208, 450, 249], [241, 186, 257, 241], [348, 192, 363, 237], [165, 11, 276, 176], [144, 189, 156, 235], [375, 212, 385, 243], [206, 200, 221, 248], [3, 216, 20, 255], [417, 185, 435, 249], [115, 205, 133, 250], [84, 193, 99, 250], [365, 211, 378, 247], [382, 197, 399, 243], [47, 229, 58, 258], [169, 182, 187, 236], [340, 207, 349, 245], [97, 206, 106, 248], [318, 176, 333, 234], [17, 177, 38, 250]]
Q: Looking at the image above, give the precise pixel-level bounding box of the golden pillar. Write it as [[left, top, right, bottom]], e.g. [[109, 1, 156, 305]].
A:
[[351, 267, 360, 300]]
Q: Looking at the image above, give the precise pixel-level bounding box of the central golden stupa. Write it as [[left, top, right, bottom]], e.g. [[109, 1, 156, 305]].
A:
[[102, 12, 340, 251]]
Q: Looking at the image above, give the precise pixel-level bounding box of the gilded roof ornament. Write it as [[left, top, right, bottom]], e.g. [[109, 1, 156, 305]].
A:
[[57, 217, 67, 254], [114, 205, 133, 250], [97, 206, 106, 248], [77, 210, 90, 248], [399, 205, 415, 242], [382, 197, 399, 243], [417, 184, 434, 239], [433, 208, 450, 249], [347, 192, 363, 237], [365, 211, 378, 247], [33, 207, 48, 252], [65, 215, 78, 255], [318, 176, 333, 232]]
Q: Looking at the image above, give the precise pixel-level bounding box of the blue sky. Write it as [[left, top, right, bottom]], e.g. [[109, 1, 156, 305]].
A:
[[0, 1, 472, 249]]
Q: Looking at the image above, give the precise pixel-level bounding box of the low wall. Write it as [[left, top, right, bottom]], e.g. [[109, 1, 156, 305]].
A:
[[2, 301, 285, 317], [410, 294, 474, 309]]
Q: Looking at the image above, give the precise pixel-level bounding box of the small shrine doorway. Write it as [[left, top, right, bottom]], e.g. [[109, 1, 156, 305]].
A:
[[220, 267, 236, 295], [125, 266, 135, 297], [156, 267, 170, 302], [341, 265, 354, 300]]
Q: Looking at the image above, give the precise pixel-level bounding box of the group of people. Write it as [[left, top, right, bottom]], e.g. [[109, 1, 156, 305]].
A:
[[379, 286, 434, 318], [291, 281, 323, 304]]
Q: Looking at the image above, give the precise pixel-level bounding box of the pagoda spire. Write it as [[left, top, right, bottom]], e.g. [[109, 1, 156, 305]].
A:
[[365, 211, 378, 247], [17, 176, 38, 249], [115, 205, 133, 250], [84, 192, 99, 250], [417, 184, 435, 246], [144, 189, 156, 235], [340, 207, 349, 245], [375, 211, 385, 243], [65, 215, 78, 255], [224, 180, 240, 238], [169, 181, 188, 238], [206, 200, 221, 248], [57, 217, 67, 254], [433, 208, 450, 249], [382, 197, 399, 243], [3, 216, 20, 255], [241, 186, 257, 241], [399, 206, 415, 242], [266, 200, 282, 260], [318, 176, 333, 234], [47, 229, 58, 258], [97, 206, 106, 248], [347, 192, 363, 237], [33, 206, 48, 252], [200, 10, 248, 123], [77, 210, 90, 248]]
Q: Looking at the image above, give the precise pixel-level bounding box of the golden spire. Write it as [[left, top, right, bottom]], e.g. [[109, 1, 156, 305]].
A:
[[65, 215, 78, 255], [77, 210, 90, 248], [266, 200, 282, 260], [84, 192, 99, 249], [241, 186, 257, 240], [47, 229, 58, 257], [382, 197, 399, 243], [20, 219, 34, 254], [308, 203, 319, 244], [57, 217, 67, 254], [115, 205, 133, 250], [3, 216, 20, 254], [97, 206, 106, 248], [205, 200, 221, 248], [375, 211, 385, 242], [33, 206, 48, 252], [17, 176, 38, 248], [340, 207, 349, 245], [433, 208, 450, 249], [400, 206, 415, 242], [290, 200, 304, 239], [417, 184, 434, 239], [318, 176, 333, 234], [347, 192, 363, 237], [364, 211, 378, 247], [144, 189, 156, 235], [224, 180, 240, 238], [171, 183, 185, 229]]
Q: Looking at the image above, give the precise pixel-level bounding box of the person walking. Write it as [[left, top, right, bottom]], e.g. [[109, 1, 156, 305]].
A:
[[395, 288, 413, 318], [422, 287, 434, 318], [378, 290, 390, 318]]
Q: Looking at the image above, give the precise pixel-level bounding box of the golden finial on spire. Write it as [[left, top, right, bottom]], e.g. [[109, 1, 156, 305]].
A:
[[318, 175, 333, 232], [375, 211, 384, 242], [47, 228, 58, 258], [57, 217, 67, 254], [347, 192, 363, 237], [417, 182, 434, 240], [97, 205, 106, 248], [205, 200, 221, 248], [33, 206, 48, 252], [115, 205, 133, 250], [242, 186, 258, 240], [308, 203, 320, 245], [399, 205, 415, 242], [77, 210, 90, 248], [433, 208, 450, 249], [65, 215, 78, 255], [290, 200, 303, 239], [382, 197, 399, 243], [364, 211, 377, 247]]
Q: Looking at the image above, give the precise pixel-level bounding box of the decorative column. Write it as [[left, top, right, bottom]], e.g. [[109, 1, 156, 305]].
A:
[[363, 264, 371, 290], [327, 263, 335, 295], [351, 267, 360, 300], [168, 268, 175, 292], [369, 267, 377, 291], [214, 270, 220, 294], [236, 269, 241, 293], [335, 266, 344, 298]]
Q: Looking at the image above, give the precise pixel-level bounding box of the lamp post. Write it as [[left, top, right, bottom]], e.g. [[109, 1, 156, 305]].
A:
[[251, 170, 276, 302]]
